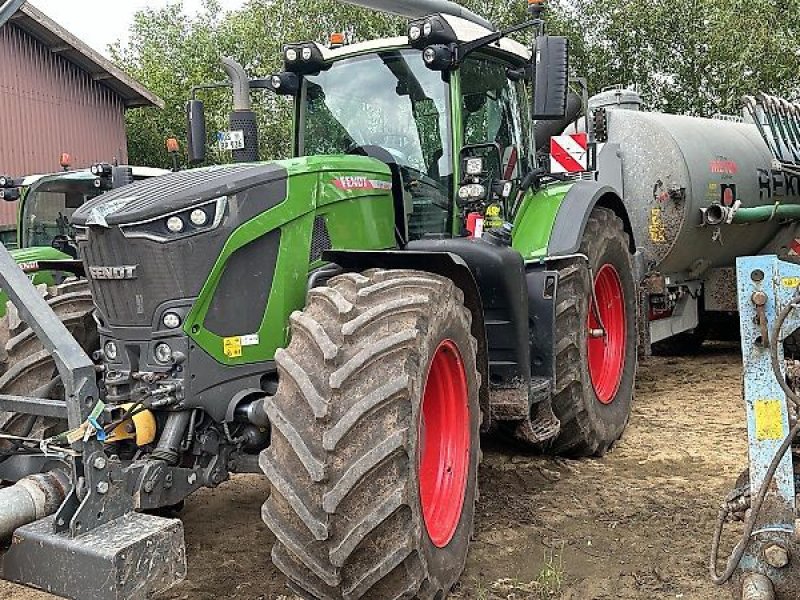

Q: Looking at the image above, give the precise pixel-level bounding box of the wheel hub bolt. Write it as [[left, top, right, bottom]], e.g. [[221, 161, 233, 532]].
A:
[[764, 543, 790, 568], [93, 456, 107, 470], [589, 328, 605, 339], [96, 481, 110, 495]]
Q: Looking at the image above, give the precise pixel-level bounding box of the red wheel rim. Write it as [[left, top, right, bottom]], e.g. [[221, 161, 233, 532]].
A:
[[587, 264, 627, 405], [418, 340, 470, 548]]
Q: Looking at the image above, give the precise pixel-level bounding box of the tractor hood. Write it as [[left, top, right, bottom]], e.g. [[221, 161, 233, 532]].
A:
[[72, 156, 394, 332], [72, 163, 289, 228]]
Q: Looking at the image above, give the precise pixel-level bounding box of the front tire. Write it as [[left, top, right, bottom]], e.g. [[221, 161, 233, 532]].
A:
[[549, 208, 637, 457], [261, 269, 481, 599], [0, 281, 97, 471]]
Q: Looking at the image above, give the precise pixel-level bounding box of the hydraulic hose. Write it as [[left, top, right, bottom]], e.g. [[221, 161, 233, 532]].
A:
[[710, 295, 800, 584]]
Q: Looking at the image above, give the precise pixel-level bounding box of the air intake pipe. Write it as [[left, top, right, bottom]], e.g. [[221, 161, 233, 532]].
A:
[[221, 57, 260, 163], [534, 91, 583, 152]]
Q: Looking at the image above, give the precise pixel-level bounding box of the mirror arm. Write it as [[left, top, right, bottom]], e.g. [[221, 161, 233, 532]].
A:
[[453, 19, 539, 66]]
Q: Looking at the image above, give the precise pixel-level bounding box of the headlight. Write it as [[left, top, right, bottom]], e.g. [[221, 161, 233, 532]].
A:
[[162, 312, 181, 329], [154, 343, 173, 364], [409, 25, 421, 41], [302, 46, 313, 61], [285, 48, 297, 62], [423, 21, 433, 37], [166, 216, 184, 233], [190, 208, 208, 226], [120, 196, 227, 242], [104, 341, 118, 361], [466, 157, 484, 176], [458, 184, 486, 201]]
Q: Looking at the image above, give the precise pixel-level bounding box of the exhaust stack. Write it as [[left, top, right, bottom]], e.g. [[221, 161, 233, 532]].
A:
[[221, 57, 260, 163]]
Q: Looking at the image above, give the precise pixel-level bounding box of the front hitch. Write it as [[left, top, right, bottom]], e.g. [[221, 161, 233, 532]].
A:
[[0, 241, 186, 599]]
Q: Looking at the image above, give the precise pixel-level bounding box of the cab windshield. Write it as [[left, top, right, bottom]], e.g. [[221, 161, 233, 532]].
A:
[[300, 50, 453, 238], [21, 177, 102, 248]]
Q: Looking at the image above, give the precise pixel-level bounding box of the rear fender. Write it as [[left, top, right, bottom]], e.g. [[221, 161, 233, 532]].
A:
[[547, 181, 635, 256]]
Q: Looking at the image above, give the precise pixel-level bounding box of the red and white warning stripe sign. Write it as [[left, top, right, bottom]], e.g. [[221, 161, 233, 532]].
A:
[[550, 133, 589, 174]]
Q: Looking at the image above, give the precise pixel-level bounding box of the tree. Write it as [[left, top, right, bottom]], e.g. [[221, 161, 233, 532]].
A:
[[114, 0, 800, 167]]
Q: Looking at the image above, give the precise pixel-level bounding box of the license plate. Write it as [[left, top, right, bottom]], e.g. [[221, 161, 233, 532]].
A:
[[217, 130, 245, 151]]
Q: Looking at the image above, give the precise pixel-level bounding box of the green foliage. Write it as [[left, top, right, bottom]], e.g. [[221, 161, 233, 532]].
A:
[[113, 0, 800, 167]]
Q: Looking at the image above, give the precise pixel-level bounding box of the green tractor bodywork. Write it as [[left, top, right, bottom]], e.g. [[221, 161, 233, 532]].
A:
[[185, 155, 397, 365], [0, 3, 638, 600]]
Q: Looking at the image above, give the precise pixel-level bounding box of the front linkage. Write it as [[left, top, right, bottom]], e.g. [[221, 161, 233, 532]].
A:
[[0, 240, 187, 600]]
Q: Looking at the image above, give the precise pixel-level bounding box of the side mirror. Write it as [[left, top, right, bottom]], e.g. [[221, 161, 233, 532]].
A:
[[532, 35, 569, 120], [0, 187, 20, 202], [186, 99, 207, 165]]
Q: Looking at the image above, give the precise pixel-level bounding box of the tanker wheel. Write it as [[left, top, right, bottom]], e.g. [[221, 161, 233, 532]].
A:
[[0, 280, 98, 463], [261, 269, 481, 599], [549, 207, 637, 457]]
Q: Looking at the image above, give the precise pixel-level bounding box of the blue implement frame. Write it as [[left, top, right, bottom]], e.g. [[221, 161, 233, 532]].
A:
[[735, 255, 800, 593]]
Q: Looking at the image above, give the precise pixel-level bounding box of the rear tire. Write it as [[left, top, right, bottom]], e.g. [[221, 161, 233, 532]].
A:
[[0, 280, 97, 452], [261, 269, 481, 599], [549, 208, 637, 457]]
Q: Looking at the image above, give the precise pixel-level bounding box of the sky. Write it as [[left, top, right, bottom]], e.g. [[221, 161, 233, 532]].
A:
[[29, 0, 246, 57]]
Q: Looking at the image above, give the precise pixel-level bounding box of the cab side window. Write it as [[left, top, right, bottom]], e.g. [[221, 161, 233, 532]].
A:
[[460, 57, 531, 180]]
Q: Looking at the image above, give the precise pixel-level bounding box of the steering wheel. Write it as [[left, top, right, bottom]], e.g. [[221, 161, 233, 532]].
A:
[[400, 165, 451, 211]]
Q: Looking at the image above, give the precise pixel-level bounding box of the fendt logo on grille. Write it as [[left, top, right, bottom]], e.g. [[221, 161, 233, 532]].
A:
[[88, 266, 139, 280]]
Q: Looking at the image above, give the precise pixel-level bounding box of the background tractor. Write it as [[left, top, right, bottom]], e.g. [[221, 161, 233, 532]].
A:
[[0, 164, 168, 316], [1, 0, 800, 599]]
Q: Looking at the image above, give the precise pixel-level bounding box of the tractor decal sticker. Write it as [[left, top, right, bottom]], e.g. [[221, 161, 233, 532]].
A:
[[709, 158, 738, 176], [648, 208, 667, 243], [332, 176, 392, 191], [781, 276, 800, 288], [550, 133, 588, 174], [754, 399, 785, 441], [223, 337, 243, 358], [223, 334, 259, 358], [18, 261, 39, 273]]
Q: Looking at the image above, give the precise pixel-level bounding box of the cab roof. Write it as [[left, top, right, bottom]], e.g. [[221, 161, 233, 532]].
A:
[[321, 14, 531, 63]]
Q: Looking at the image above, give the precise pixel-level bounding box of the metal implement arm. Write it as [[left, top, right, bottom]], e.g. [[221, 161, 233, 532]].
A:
[[0, 0, 25, 29], [0, 242, 97, 430], [338, 0, 495, 30]]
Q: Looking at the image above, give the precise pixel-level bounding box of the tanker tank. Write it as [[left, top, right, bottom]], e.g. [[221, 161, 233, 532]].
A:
[[596, 102, 800, 277]]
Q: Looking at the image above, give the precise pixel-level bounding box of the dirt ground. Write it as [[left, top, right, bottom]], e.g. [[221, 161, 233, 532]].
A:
[[0, 345, 746, 600]]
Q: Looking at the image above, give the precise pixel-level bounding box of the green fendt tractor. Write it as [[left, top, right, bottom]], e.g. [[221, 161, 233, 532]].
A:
[[0, 1, 638, 598]]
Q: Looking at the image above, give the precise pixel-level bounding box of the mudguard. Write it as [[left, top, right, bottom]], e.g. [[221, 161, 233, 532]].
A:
[[547, 180, 635, 256]]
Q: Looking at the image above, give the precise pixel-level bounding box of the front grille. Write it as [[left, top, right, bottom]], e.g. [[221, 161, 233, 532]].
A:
[[309, 216, 332, 263], [79, 226, 227, 327]]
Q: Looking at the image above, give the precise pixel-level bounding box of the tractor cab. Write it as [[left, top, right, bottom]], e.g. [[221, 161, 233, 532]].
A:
[[294, 42, 537, 241], [187, 5, 573, 245], [279, 12, 570, 243], [17, 166, 169, 254]]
